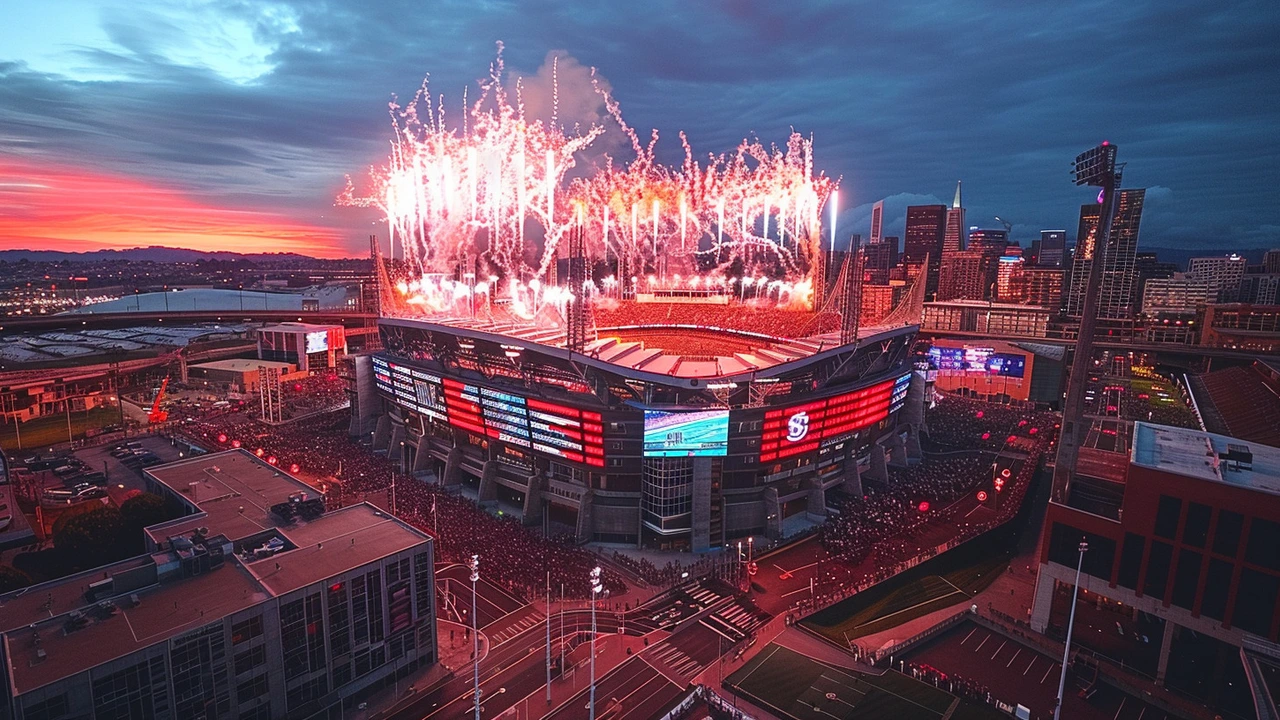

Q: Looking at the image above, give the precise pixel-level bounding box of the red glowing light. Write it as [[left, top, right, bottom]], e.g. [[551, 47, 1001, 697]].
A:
[[0, 158, 345, 256], [975, 411, 984, 419], [1007, 435, 1017, 443], [1029, 427, 1038, 435], [1018, 420, 1027, 427], [217, 434, 228, 444], [255, 448, 265, 457], [293, 384, 304, 392], [267, 456, 278, 465], [231, 440, 242, 448], [977, 491, 988, 502], [290, 463, 300, 473], [1001, 468, 1012, 478], [918, 501, 931, 513], [981, 432, 990, 440]]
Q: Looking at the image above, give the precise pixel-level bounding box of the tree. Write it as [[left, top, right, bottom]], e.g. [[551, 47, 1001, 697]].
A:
[[0, 565, 31, 592], [53, 505, 126, 565], [120, 492, 169, 530]]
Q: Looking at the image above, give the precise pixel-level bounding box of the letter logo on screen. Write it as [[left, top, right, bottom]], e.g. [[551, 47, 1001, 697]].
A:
[[786, 411, 810, 443]]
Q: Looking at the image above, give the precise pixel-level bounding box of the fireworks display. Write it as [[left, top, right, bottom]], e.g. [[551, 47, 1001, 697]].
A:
[[340, 45, 841, 319]]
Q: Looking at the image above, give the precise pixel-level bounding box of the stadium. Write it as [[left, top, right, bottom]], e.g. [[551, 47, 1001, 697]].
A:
[[355, 282, 926, 551]]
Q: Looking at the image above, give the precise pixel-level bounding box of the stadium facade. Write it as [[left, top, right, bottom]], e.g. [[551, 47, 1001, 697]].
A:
[[355, 314, 925, 551]]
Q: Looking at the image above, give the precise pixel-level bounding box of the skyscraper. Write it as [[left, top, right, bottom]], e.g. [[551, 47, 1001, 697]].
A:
[[869, 200, 884, 245], [1264, 249, 1280, 274], [1188, 254, 1247, 302], [942, 181, 965, 255], [938, 250, 988, 300], [1038, 230, 1066, 267], [903, 204, 947, 299], [1064, 188, 1146, 319]]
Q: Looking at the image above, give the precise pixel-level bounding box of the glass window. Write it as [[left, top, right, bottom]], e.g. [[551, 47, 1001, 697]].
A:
[[1233, 568, 1280, 636], [1246, 518, 1280, 571], [231, 615, 263, 645], [1183, 503, 1210, 548], [1118, 533, 1145, 590], [1171, 550, 1202, 610], [1202, 559, 1233, 620], [1154, 495, 1181, 540], [1144, 541, 1173, 600], [1214, 510, 1243, 557]]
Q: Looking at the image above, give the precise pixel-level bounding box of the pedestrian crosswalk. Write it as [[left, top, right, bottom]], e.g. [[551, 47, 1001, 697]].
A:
[[486, 607, 545, 645], [648, 644, 704, 677], [686, 585, 722, 606], [700, 600, 769, 643]]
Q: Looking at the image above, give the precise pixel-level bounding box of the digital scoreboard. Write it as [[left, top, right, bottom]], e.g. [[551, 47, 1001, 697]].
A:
[[760, 377, 896, 463], [370, 370, 604, 467]]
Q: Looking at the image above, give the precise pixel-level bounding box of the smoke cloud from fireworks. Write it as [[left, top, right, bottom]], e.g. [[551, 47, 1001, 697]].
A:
[[340, 44, 841, 316]]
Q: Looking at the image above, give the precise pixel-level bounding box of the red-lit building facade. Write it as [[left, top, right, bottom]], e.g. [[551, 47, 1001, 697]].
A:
[[1032, 423, 1280, 718]]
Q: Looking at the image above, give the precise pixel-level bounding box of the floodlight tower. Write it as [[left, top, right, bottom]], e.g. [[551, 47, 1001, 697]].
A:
[[1052, 142, 1123, 501]]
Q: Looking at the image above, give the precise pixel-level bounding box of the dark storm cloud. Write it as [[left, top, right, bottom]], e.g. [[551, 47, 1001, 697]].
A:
[[0, 0, 1276, 255]]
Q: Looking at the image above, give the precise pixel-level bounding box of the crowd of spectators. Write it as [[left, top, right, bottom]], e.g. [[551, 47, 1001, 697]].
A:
[[277, 373, 350, 420], [179, 409, 625, 599], [798, 393, 1059, 612], [593, 300, 840, 339]]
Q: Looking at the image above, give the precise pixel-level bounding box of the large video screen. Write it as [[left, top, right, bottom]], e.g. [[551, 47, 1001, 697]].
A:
[[643, 409, 730, 457], [760, 378, 895, 463], [928, 347, 1025, 378], [305, 330, 329, 354]]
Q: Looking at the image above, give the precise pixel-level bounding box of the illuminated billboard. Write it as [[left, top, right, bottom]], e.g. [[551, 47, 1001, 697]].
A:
[[928, 347, 1025, 378], [305, 330, 329, 354], [441, 377, 605, 466], [643, 409, 730, 457], [890, 372, 912, 414], [760, 378, 895, 463]]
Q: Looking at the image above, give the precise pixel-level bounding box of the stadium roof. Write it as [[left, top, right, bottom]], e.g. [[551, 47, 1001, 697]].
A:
[[65, 287, 353, 315], [189, 358, 295, 374], [1132, 422, 1280, 497]]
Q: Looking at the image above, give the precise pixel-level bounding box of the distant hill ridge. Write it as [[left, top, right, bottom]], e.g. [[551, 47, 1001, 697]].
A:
[[0, 247, 331, 263]]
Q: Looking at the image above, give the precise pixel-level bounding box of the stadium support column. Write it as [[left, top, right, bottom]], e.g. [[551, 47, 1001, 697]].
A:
[[763, 487, 782, 540], [522, 473, 545, 526], [373, 414, 392, 450], [905, 425, 923, 462], [443, 446, 464, 487], [691, 458, 713, 552], [411, 439, 433, 476], [905, 372, 927, 431], [839, 236, 863, 346], [567, 223, 589, 353], [1053, 142, 1123, 503], [867, 440, 890, 484], [841, 447, 863, 497], [804, 476, 826, 519], [478, 460, 499, 503], [1155, 620, 1175, 686], [576, 489, 595, 544], [887, 433, 908, 467]]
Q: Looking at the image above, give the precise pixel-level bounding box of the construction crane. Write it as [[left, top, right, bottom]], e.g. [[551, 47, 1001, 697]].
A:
[[147, 377, 170, 424], [994, 216, 1013, 235]]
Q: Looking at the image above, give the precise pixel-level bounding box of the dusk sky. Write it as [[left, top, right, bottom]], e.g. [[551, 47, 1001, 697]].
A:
[[1, 0, 1277, 258]]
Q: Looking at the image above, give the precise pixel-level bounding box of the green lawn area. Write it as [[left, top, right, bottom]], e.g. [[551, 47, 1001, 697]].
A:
[[802, 554, 1008, 642], [0, 406, 121, 451], [727, 644, 1004, 720]]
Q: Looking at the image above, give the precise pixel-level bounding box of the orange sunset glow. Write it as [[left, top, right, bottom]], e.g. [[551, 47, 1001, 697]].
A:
[[0, 159, 348, 257]]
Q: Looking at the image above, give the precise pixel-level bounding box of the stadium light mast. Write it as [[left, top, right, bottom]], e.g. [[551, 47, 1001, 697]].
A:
[[468, 555, 481, 720], [589, 566, 606, 720], [1053, 142, 1123, 504], [1053, 541, 1089, 720]]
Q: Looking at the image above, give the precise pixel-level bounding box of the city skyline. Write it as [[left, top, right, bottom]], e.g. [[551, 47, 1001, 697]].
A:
[[0, 1, 1277, 257]]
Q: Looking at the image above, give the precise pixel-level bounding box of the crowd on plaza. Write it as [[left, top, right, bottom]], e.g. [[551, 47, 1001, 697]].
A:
[[800, 394, 1058, 610], [179, 409, 626, 599]]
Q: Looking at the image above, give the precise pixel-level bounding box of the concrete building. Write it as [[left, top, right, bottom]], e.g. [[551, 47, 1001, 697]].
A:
[[1038, 230, 1066, 268], [922, 300, 1051, 338], [1264, 249, 1280, 275], [1188, 255, 1248, 302], [937, 250, 989, 301], [0, 451, 436, 720], [257, 323, 348, 373], [1141, 274, 1214, 316], [1198, 303, 1280, 352], [995, 255, 1024, 302], [188, 359, 299, 392], [1239, 274, 1280, 305], [1007, 267, 1065, 311], [1033, 423, 1280, 719]]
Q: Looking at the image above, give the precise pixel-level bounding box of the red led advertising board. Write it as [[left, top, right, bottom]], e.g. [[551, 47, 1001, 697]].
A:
[[759, 378, 894, 463], [441, 378, 604, 467]]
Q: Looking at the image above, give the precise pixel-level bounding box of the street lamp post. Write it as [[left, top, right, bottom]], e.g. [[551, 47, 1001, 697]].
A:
[[589, 566, 606, 720], [469, 555, 481, 720], [1053, 541, 1089, 720]]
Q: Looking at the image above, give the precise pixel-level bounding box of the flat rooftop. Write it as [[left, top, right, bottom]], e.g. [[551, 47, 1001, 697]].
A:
[[4, 560, 266, 696], [190, 358, 295, 373], [245, 504, 428, 596], [1, 502, 430, 695], [1132, 422, 1280, 496], [144, 450, 319, 544], [259, 321, 342, 333]]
